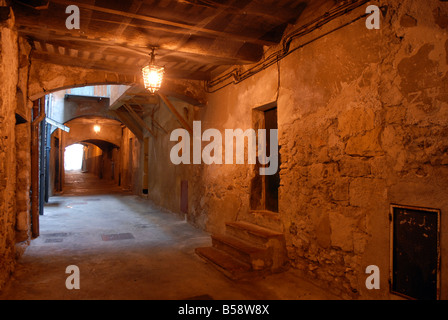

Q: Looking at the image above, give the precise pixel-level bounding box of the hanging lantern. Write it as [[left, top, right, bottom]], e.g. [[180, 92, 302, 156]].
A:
[[142, 48, 164, 94]]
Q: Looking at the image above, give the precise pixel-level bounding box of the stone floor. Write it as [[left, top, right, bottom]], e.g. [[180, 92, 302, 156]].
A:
[[0, 171, 340, 300]]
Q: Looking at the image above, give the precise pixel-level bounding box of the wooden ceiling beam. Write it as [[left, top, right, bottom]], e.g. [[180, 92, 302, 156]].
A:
[[14, 0, 308, 84], [82, 0, 144, 70], [123, 103, 156, 138], [49, 0, 276, 47], [84, 15, 276, 48], [110, 107, 144, 141], [158, 92, 193, 135], [178, 0, 302, 25], [18, 24, 262, 64], [128, 98, 168, 135]]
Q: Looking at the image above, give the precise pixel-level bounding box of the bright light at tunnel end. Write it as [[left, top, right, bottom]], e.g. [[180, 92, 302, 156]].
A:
[[65, 144, 84, 171]]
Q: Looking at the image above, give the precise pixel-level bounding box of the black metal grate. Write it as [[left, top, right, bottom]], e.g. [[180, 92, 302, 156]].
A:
[[43, 232, 69, 237], [101, 233, 135, 241], [45, 238, 64, 243]]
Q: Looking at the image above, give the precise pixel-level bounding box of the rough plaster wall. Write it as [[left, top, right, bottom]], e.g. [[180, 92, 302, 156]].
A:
[[84, 144, 103, 177], [278, 0, 448, 300], [198, 68, 279, 235], [131, 135, 141, 195], [145, 98, 200, 217], [200, 0, 448, 299], [15, 37, 32, 246], [0, 11, 19, 290], [119, 128, 141, 193], [112, 147, 120, 186], [100, 146, 116, 181], [15, 123, 30, 243], [120, 128, 131, 190], [276, 3, 387, 300]]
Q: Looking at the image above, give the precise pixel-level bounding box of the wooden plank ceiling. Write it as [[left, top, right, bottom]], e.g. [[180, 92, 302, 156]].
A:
[[12, 0, 311, 81]]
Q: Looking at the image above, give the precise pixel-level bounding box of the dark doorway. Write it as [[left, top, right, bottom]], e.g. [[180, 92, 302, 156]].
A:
[[390, 204, 440, 300], [250, 103, 280, 213]]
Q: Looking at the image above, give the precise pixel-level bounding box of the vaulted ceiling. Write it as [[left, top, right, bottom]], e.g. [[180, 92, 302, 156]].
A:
[[11, 0, 318, 81]]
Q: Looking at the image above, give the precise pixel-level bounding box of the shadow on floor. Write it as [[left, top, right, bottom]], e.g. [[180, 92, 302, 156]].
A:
[[0, 171, 340, 300]]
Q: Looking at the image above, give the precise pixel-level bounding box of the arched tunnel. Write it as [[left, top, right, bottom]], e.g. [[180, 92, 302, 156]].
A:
[[1, 0, 448, 305], [52, 115, 124, 196], [63, 139, 120, 195]]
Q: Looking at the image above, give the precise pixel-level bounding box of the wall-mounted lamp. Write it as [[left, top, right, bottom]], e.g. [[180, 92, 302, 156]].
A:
[[142, 48, 164, 94]]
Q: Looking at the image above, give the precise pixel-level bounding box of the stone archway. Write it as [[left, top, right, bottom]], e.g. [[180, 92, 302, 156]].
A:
[[28, 59, 140, 101], [63, 117, 123, 151], [27, 60, 207, 107]]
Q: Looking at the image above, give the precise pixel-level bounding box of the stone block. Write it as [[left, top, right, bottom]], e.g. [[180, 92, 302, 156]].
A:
[[339, 156, 371, 177], [400, 14, 417, 28], [15, 211, 28, 231], [329, 212, 355, 252], [331, 178, 350, 201], [385, 106, 406, 124], [349, 178, 387, 208], [315, 212, 331, 248], [345, 128, 383, 157], [353, 231, 368, 255], [338, 107, 375, 138]]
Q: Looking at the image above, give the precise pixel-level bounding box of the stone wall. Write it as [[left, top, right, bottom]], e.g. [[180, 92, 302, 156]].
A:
[[1, 0, 446, 300], [119, 127, 141, 194], [15, 123, 30, 243], [0, 6, 19, 290], [144, 98, 199, 216], [83, 144, 103, 178], [195, 0, 448, 299], [15, 33, 32, 247]]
